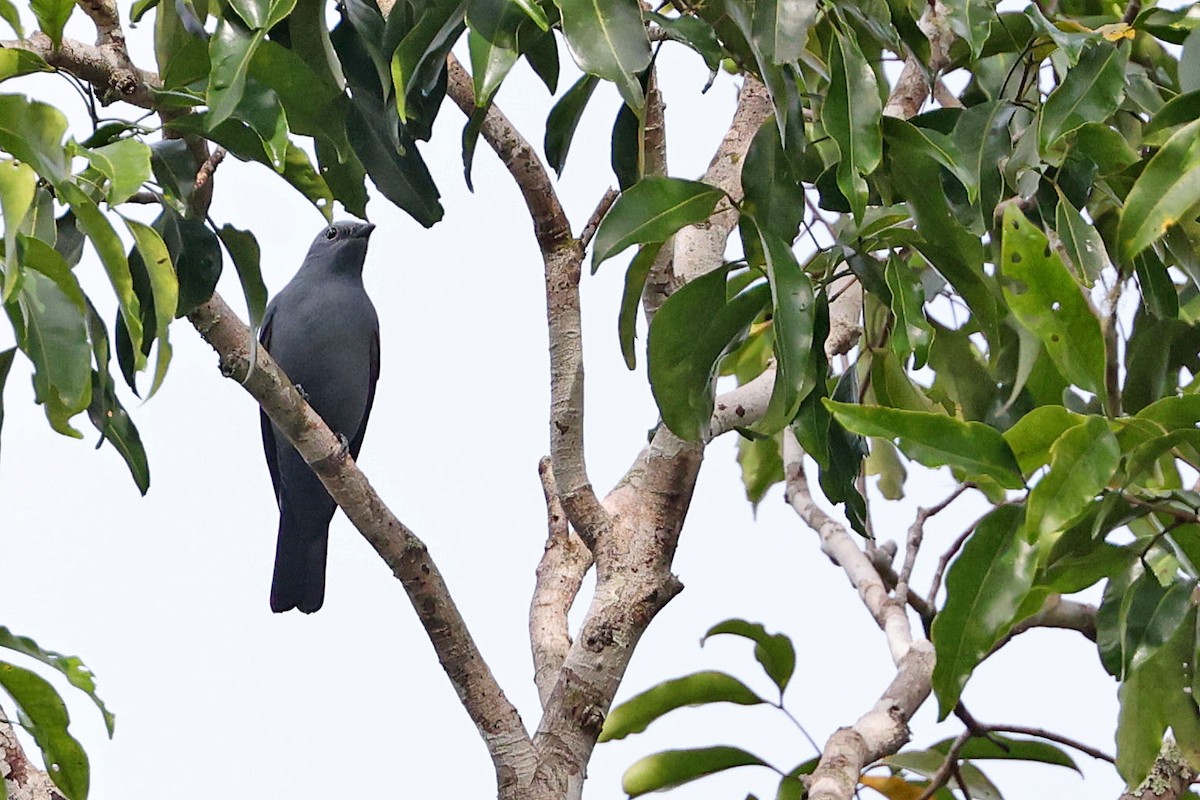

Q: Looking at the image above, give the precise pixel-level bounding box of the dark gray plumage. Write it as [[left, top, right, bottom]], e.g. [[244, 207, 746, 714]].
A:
[[260, 221, 380, 614]]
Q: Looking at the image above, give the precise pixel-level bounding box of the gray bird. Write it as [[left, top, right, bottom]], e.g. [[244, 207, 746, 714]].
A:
[[260, 221, 380, 613]]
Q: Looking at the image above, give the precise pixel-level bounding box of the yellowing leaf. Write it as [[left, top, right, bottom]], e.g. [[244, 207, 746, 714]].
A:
[[860, 774, 926, 800]]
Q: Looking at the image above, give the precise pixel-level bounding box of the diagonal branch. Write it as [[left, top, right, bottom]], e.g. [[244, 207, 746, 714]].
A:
[[530, 457, 593, 708], [187, 293, 536, 786], [444, 54, 611, 549], [783, 430, 933, 800]]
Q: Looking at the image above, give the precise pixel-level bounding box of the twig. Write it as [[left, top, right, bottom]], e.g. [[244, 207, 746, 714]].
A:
[[986, 724, 1114, 763], [579, 188, 618, 251], [916, 730, 972, 800], [926, 511, 990, 608], [895, 483, 973, 604], [193, 146, 227, 193], [530, 458, 593, 709], [445, 53, 613, 547]]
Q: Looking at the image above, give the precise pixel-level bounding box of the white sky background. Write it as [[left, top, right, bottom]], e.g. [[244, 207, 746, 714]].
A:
[[0, 8, 1125, 799]]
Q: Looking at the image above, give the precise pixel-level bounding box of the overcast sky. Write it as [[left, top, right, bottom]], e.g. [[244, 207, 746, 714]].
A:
[[0, 11, 1124, 799]]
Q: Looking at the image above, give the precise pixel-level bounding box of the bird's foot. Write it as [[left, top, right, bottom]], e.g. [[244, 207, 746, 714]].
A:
[[294, 383, 310, 401], [335, 433, 351, 459]]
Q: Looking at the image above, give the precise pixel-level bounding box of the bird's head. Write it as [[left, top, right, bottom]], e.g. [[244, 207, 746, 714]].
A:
[[304, 220, 376, 274]]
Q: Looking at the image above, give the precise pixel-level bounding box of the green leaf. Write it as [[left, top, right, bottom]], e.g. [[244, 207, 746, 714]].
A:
[[59, 183, 144, 363], [544, 74, 599, 177], [888, 132, 998, 348], [1027, 415, 1119, 556], [1118, 119, 1200, 264], [649, 268, 772, 441], [0, 94, 70, 186], [281, 143, 335, 221], [317, 139, 369, 219], [250, 41, 348, 155], [216, 224, 266, 329], [557, 0, 651, 112], [617, 242, 662, 370], [149, 139, 197, 214], [931, 734, 1080, 772], [1002, 404, 1084, 476], [738, 432, 785, 508], [1054, 187, 1109, 284], [1142, 91, 1200, 145], [88, 368, 151, 494], [232, 81, 289, 172], [346, 95, 444, 228], [1116, 605, 1200, 786], [207, 17, 266, 129], [882, 117, 977, 202], [884, 255, 933, 368], [646, 11, 722, 73], [703, 618, 796, 694], [599, 670, 765, 742], [823, 27, 881, 222], [592, 178, 725, 269], [0, 158, 36, 301], [1024, 5, 1090, 65], [389, 0, 467, 122], [865, 436, 907, 499], [228, 0, 297, 29], [623, 746, 769, 797], [751, 0, 817, 65], [1000, 205, 1106, 399], [0, 661, 89, 800], [159, 211, 222, 317], [756, 224, 817, 432], [0, 48, 52, 82], [0, 633, 112, 738], [122, 217, 177, 398], [463, 30, 518, 188], [741, 120, 805, 244], [882, 751, 1003, 800], [944, 0, 992, 60], [78, 138, 153, 205], [825, 401, 1025, 488], [1038, 41, 1127, 153], [30, 0, 74, 47], [0, 346, 13, 459], [1135, 395, 1200, 430], [0, 0, 23, 36], [931, 504, 1033, 717]]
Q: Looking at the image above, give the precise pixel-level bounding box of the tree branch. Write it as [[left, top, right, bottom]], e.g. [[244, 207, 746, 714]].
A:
[[2, 33, 160, 108], [187, 293, 537, 788], [783, 430, 934, 800], [0, 703, 62, 800], [530, 457, 593, 709], [444, 54, 612, 549], [671, 77, 771, 283]]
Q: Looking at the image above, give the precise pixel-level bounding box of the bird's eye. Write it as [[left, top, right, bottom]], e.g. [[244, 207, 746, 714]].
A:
[[324, 227, 338, 240]]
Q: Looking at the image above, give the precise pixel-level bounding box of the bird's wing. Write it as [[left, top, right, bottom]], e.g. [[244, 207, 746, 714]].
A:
[[349, 327, 379, 460], [259, 305, 282, 504]]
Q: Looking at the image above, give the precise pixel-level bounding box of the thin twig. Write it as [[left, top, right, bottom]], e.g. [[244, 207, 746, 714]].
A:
[[915, 730, 971, 800], [926, 510, 992, 608], [986, 724, 1115, 763], [896, 483, 973, 604], [579, 188, 618, 251], [194, 147, 226, 193]]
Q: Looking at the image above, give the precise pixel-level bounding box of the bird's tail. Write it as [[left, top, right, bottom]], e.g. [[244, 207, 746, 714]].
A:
[[270, 493, 334, 614]]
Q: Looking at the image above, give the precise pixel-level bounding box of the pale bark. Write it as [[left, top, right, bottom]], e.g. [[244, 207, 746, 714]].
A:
[[0, 706, 63, 800]]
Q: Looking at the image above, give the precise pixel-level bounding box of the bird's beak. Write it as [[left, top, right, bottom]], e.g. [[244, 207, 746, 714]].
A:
[[355, 223, 376, 239]]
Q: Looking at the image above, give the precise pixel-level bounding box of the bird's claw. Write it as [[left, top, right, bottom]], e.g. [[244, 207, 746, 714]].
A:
[[294, 383, 310, 401], [335, 433, 351, 458]]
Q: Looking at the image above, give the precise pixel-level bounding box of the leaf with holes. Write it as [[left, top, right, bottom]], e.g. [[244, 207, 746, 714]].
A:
[[1000, 205, 1106, 401]]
